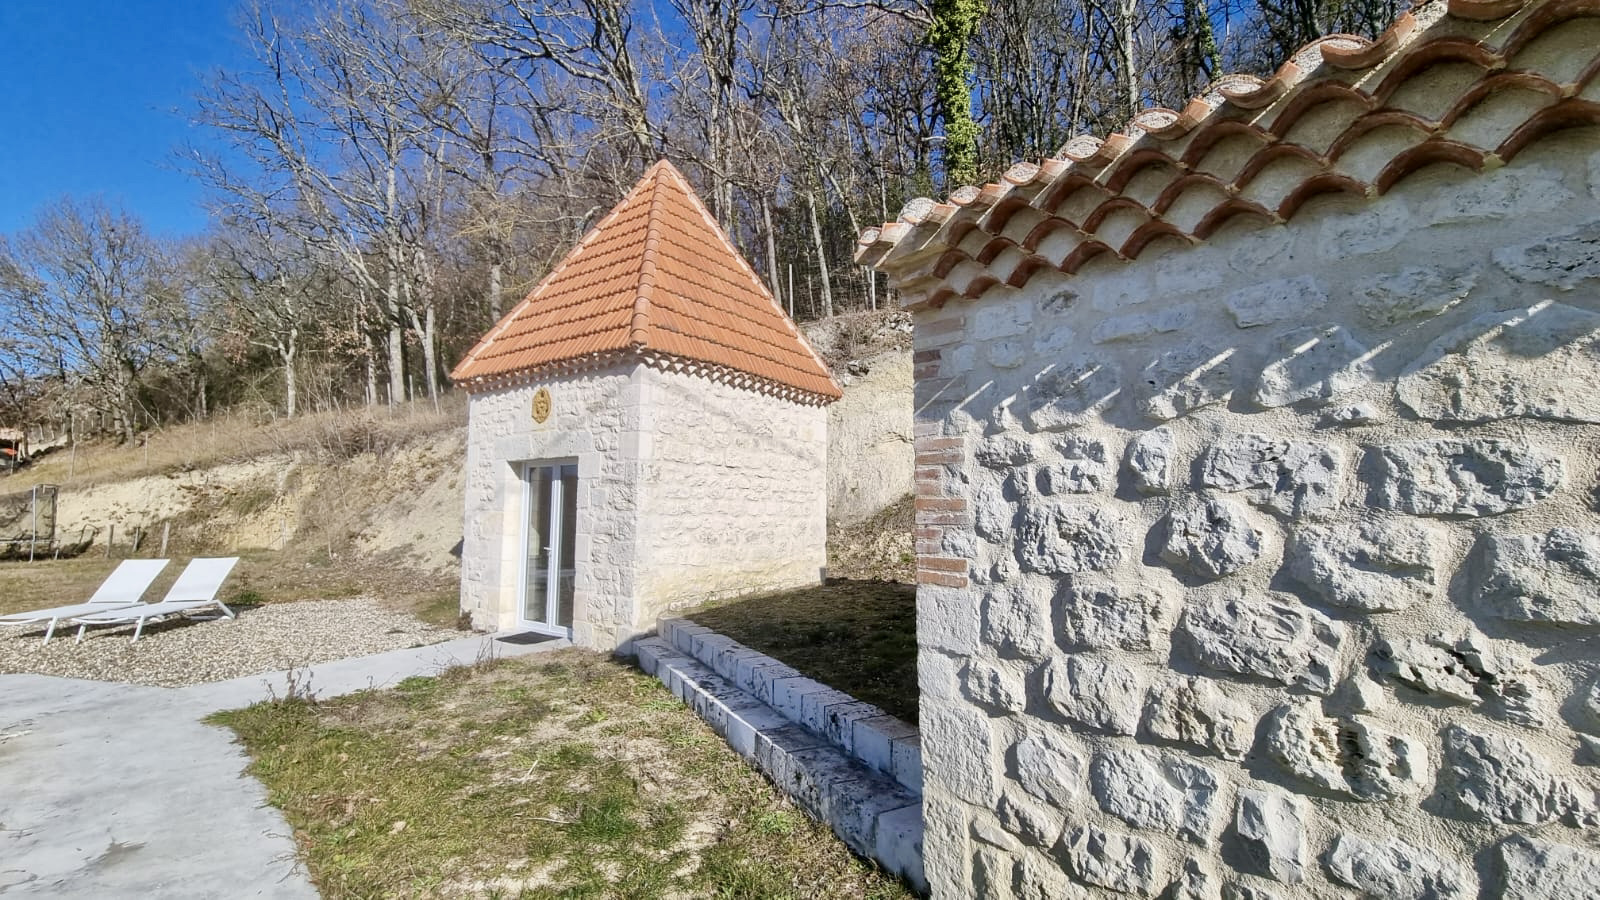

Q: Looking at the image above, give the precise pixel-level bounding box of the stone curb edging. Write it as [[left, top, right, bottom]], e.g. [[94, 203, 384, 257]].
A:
[[634, 635, 926, 893], [657, 616, 924, 795]]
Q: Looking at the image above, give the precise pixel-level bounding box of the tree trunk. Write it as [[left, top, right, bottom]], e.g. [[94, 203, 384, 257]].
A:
[[488, 259, 504, 320], [282, 328, 299, 418], [384, 163, 406, 406], [805, 188, 833, 318], [761, 197, 782, 307]]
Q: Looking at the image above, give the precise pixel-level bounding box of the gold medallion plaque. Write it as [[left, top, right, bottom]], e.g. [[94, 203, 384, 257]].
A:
[[531, 387, 552, 423]]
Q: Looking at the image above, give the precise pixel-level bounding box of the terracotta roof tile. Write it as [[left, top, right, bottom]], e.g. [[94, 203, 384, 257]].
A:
[[857, 0, 1600, 307], [453, 161, 841, 403]]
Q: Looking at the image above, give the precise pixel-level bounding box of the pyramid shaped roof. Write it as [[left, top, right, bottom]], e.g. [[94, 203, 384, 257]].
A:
[[451, 160, 842, 404]]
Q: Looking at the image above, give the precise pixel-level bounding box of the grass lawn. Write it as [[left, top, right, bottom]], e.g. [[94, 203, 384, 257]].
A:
[[684, 580, 918, 724], [211, 650, 913, 900], [0, 551, 462, 628]]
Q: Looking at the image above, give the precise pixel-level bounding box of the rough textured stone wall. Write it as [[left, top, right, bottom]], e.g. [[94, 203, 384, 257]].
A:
[[633, 366, 828, 631], [460, 366, 642, 649], [913, 132, 1600, 898]]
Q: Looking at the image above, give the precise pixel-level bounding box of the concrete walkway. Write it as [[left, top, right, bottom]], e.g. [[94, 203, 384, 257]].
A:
[[0, 632, 568, 898]]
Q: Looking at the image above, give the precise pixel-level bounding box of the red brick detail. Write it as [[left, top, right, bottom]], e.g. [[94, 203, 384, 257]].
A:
[[915, 449, 963, 466], [916, 480, 946, 498], [918, 556, 968, 573], [918, 511, 966, 526], [913, 363, 942, 380], [915, 497, 967, 513], [917, 570, 969, 587], [915, 436, 963, 451]]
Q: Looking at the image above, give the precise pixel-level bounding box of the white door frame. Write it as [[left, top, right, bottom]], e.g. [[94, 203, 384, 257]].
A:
[[515, 461, 575, 637]]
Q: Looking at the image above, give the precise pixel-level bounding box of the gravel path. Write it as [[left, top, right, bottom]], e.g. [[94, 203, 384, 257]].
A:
[[0, 598, 462, 687]]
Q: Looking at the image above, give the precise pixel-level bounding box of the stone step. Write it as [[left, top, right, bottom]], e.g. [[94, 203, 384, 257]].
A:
[[634, 637, 925, 894], [657, 616, 923, 796]]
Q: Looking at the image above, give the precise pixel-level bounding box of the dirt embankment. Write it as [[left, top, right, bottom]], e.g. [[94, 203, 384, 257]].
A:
[[803, 310, 915, 525], [23, 424, 468, 575]]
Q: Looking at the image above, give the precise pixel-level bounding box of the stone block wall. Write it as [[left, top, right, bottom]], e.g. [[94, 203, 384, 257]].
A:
[[912, 132, 1600, 898], [460, 366, 643, 648], [632, 366, 828, 631]]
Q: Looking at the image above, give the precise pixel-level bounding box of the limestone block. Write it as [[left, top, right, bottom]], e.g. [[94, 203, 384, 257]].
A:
[[997, 785, 1065, 849], [1200, 435, 1343, 517], [1179, 593, 1340, 693], [1054, 577, 1164, 651], [1285, 519, 1438, 612], [1090, 747, 1222, 845], [1264, 701, 1427, 801], [891, 734, 922, 795], [1160, 496, 1264, 579], [1125, 427, 1176, 494], [1354, 265, 1478, 326], [1325, 834, 1474, 900], [1037, 437, 1111, 494], [1494, 221, 1600, 290], [1221, 883, 1282, 900], [1423, 164, 1573, 225], [977, 435, 1036, 470], [1370, 439, 1563, 517], [853, 714, 916, 777], [1226, 276, 1328, 328], [973, 480, 1013, 544], [1397, 302, 1600, 424], [982, 581, 1052, 661], [873, 803, 927, 893], [1060, 824, 1162, 897], [974, 297, 1033, 340], [1018, 359, 1120, 431], [1375, 632, 1548, 726], [1015, 498, 1121, 575], [1583, 678, 1600, 731], [1017, 848, 1092, 900], [987, 339, 1026, 369], [959, 659, 1026, 714], [920, 701, 998, 806], [1254, 325, 1373, 408], [1479, 528, 1600, 626], [1091, 304, 1197, 344], [1043, 655, 1142, 735], [1319, 204, 1408, 257], [1228, 226, 1292, 275], [1169, 859, 1220, 900], [1233, 788, 1306, 883], [1009, 726, 1086, 808], [1139, 348, 1234, 421], [1440, 725, 1590, 826], [1141, 675, 1254, 761], [1321, 402, 1380, 426], [920, 584, 980, 655], [1497, 836, 1600, 897]]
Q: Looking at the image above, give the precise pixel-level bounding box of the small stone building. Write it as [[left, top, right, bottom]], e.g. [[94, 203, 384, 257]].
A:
[[452, 160, 840, 650], [860, 1, 1600, 897]]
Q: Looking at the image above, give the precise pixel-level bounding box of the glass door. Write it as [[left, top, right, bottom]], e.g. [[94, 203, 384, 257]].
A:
[[519, 462, 578, 634]]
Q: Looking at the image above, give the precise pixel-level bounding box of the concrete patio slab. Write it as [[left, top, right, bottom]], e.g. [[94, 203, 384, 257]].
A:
[[0, 631, 568, 897]]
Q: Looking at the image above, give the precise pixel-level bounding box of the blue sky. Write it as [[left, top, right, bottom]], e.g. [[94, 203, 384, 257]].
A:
[[0, 1, 241, 237]]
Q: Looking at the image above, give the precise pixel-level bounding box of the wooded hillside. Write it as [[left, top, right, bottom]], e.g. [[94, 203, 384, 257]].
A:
[[0, 0, 1408, 437]]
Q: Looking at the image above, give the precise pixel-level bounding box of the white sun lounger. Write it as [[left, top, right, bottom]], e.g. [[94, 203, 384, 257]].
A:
[[0, 559, 170, 645], [71, 557, 241, 644]]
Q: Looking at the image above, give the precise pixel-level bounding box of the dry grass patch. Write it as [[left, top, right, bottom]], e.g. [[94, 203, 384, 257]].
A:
[[3, 394, 464, 492], [684, 580, 918, 724], [211, 650, 914, 899]]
